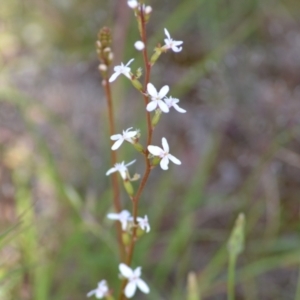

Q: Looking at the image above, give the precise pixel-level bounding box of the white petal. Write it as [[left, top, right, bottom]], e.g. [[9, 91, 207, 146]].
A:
[[172, 46, 182, 52], [108, 71, 120, 82], [106, 167, 117, 176], [126, 58, 134, 67], [119, 263, 134, 278], [173, 104, 186, 113], [158, 100, 169, 113], [164, 28, 171, 39], [87, 289, 96, 297], [124, 281, 137, 298], [134, 41, 145, 51], [111, 138, 124, 150], [120, 220, 128, 230], [147, 83, 157, 97], [125, 159, 136, 167], [161, 137, 169, 152], [160, 156, 169, 170], [125, 131, 137, 139], [168, 154, 181, 165], [110, 134, 122, 141], [158, 85, 169, 98], [137, 278, 150, 294], [148, 145, 163, 156], [107, 213, 120, 220], [146, 101, 158, 112], [174, 41, 183, 46]]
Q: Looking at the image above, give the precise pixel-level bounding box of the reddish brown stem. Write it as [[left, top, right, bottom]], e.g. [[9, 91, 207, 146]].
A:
[[103, 78, 126, 262], [119, 7, 153, 300]]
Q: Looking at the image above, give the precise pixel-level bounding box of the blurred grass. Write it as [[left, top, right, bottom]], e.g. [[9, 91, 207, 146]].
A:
[[1, 0, 300, 299]]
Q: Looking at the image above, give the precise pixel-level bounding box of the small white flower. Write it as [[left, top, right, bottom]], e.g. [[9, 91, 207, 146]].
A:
[[109, 59, 134, 82], [127, 0, 138, 9], [163, 28, 183, 52], [87, 280, 109, 298], [164, 96, 186, 113], [106, 160, 136, 179], [146, 83, 170, 113], [107, 210, 131, 230], [119, 263, 150, 298], [110, 128, 138, 151], [148, 137, 181, 170], [137, 215, 150, 233], [134, 41, 145, 51], [144, 5, 152, 14]]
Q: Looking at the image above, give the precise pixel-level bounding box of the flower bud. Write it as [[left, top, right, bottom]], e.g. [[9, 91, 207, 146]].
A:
[[122, 232, 131, 246], [131, 78, 143, 91], [150, 48, 162, 66], [98, 27, 112, 48], [151, 109, 162, 127], [136, 226, 145, 238], [151, 156, 161, 167], [133, 142, 144, 153], [134, 41, 145, 51], [123, 180, 134, 197]]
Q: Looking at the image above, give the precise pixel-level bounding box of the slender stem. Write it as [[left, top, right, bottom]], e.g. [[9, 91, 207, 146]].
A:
[[227, 254, 236, 300], [103, 78, 126, 262], [118, 7, 153, 300]]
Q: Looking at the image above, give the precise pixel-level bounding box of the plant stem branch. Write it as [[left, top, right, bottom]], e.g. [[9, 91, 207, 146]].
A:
[[118, 7, 153, 300], [103, 78, 126, 262], [227, 254, 236, 300]]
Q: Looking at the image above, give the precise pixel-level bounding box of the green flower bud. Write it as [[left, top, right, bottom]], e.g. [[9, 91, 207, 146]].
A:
[[123, 180, 134, 197]]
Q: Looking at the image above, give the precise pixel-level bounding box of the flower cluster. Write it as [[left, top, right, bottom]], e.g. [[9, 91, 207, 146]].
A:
[[90, 2, 186, 299], [107, 210, 151, 233]]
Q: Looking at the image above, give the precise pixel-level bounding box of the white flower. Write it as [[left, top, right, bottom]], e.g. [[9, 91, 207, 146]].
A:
[[134, 41, 145, 51], [163, 28, 183, 52], [164, 96, 186, 113], [106, 160, 136, 179], [110, 128, 138, 150], [148, 137, 181, 170], [107, 210, 131, 230], [109, 59, 134, 82], [119, 263, 150, 298], [87, 280, 109, 298], [146, 83, 169, 113], [137, 215, 150, 233], [127, 0, 138, 9]]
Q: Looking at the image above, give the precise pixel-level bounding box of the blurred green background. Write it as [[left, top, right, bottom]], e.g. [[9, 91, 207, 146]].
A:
[[1, 0, 300, 299]]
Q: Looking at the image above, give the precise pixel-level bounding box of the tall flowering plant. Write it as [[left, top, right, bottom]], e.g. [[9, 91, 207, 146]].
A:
[[89, 1, 185, 299]]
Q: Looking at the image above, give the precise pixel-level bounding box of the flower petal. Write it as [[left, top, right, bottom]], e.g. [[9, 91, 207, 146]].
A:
[[168, 154, 181, 165], [125, 159, 136, 167], [160, 156, 169, 170], [133, 266, 142, 277], [110, 134, 122, 141], [137, 278, 150, 294], [107, 213, 120, 220], [148, 145, 163, 156], [119, 263, 134, 278], [158, 85, 169, 98], [146, 101, 158, 112], [124, 281, 137, 298], [164, 28, 171, 39], [147, 83, 157, 97], [162, 137, 169, 152], [173, 103, 186, 113], [172, 46, 182, 52], [125, 131, 137, 139], [87, 289, 96, 297], [106, 167, 117, 176], [158, 100, 169, 113], [126, 58, 134, 67], [111, 138, 124, 150], [108, 71, 120, 82]]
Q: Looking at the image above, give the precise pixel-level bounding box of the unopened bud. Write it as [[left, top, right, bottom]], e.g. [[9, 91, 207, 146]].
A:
[[150, 48, 162, 66], [131, 78, 143, 91], [127, 0, 138, 9], [151, 156, 161, 167], [133, 142, 144, 153], [98, 64, 107, 72], [134, 41, 145, 51], [151, 109, 162, 127], [122, 232, 131, 245], [145, 6, 152, 14], [98, 27, 112, 48], [123, 180, 134, 197], [96, 40, 102, 48]]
